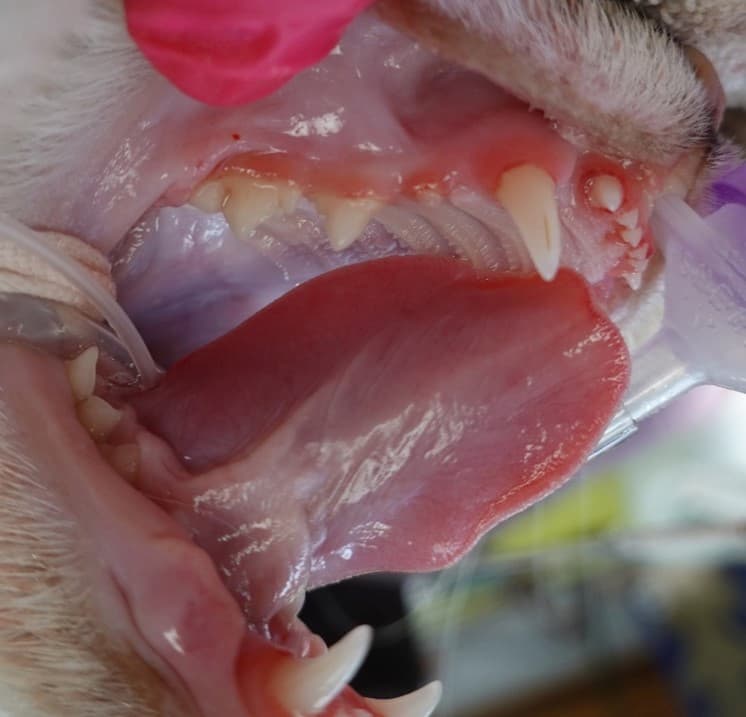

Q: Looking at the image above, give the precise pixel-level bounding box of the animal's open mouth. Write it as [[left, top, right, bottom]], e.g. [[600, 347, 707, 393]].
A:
[[5, 5, 720, 717]]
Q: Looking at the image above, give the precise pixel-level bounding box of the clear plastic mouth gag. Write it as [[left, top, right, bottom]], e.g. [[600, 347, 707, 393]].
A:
[[0, 213, 162, 390]]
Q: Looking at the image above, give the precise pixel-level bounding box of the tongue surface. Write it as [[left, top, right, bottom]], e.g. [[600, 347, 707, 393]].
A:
[[133, 256, 628, 613]]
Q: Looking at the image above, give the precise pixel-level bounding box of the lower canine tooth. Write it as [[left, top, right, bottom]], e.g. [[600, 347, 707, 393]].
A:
[[99, 443, 139, 481], [366, 681, 443, 717], [66, 346, 98, 402], [223, 179, 282, 238], [496, 164, 562, 281], [76, 396, 122, 442], [272, 625, 372, 713], [316, 195, 382, 251]]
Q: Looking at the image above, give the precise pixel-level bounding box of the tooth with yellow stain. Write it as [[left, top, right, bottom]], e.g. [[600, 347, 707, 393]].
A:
[[76, 395, 122, 443], [65, 346, 98, 403], [315, 195, 382, 251]]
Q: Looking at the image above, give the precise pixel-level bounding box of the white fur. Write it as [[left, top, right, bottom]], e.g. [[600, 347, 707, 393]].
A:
[[0, 1, 151, 229], [0, 401, 161, 717], [412, 0, 714, 161]]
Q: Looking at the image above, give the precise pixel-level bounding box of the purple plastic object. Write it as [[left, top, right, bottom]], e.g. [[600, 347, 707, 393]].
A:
[[711, 163, 746, 210], [592, 161, 746, 458]]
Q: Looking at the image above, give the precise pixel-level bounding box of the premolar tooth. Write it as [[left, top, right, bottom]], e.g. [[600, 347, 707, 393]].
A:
[[190, 180, 227, 214], [76, 396, 122, 443], [496, 164, 561, 281], [587, 174, 624, 212], [366, 681, 443, 717], [65, 346, 98, 402], [316, 195, 382, 251], [99, 443, 139, 481], [223, 178, 282, 238], [272, 625, 373, 713]]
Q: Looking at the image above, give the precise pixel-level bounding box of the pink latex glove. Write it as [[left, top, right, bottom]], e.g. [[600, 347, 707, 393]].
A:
[[125, 0, 376, 106]]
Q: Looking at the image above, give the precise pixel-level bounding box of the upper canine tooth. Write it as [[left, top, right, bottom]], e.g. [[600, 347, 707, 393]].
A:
[[76, 395, 122, 442], [271, 625, 373, 713], [190, 180, 228, 214], [315, 195, 382, 251], [496, 164, 562, 281], [66, 346, 98, 402], [222, 178, 282, 238], [366, 681, 443, 717], [587, 174, 624, 212]]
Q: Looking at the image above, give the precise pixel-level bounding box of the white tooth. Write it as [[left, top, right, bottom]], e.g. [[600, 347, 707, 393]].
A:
[[366, 682, 443, 717], [587, 174, 624, 212], [496, 164, 562, 281], [99, 443, 140, 481], [272, 625, 373, 714], [621, 227, 643, 247], [316, 195, 382, 251], [65, 346, 98, 403], [76, 395, 122, 443], [190, 180, 228, 214], [223, 178, 281, 238], [616, 208, 639, 229]]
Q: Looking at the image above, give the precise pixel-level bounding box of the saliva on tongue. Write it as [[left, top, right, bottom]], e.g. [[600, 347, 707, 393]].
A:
[[130, 254, 629, 635]]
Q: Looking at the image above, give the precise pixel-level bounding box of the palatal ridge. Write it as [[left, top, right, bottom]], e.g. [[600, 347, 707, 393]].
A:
[[188, 163, 647, 285], [64, 348, 442, 717]]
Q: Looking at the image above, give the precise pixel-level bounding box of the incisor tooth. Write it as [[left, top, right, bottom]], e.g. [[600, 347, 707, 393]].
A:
[[76, 395, 122, 443], [223, 178, 282, 238], [616, 208, 639, 229], [66, 346, 98, 402], [587, 174, 624, 212], [496, 164, 562, 281], [366, 681, 443, 717], [621, 227, 643, 247], [316, 195, 382, 251], [190, 180, 227, 214], [272, 625, 372, 713], [99, 443, 140, 481]]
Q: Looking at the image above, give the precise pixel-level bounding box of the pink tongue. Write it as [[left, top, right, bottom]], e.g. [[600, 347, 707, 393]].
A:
[[133, 256, 628, 604]]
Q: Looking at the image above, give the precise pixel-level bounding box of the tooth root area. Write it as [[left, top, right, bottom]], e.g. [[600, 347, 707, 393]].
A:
[[99, 443, 139, 481], [315, 195, 382, 251], [76, 395, 122, 442], [65, 346, 99, 402], [365, 681, 443, 717], [587, 174, 624, 213], [189, 180, 227, 214], [496, 164, 562, 282], [272, 625, 373, 714]]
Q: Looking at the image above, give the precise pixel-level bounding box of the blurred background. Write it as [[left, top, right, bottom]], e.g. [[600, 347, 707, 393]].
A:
[[301, 387, 746, 716]]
